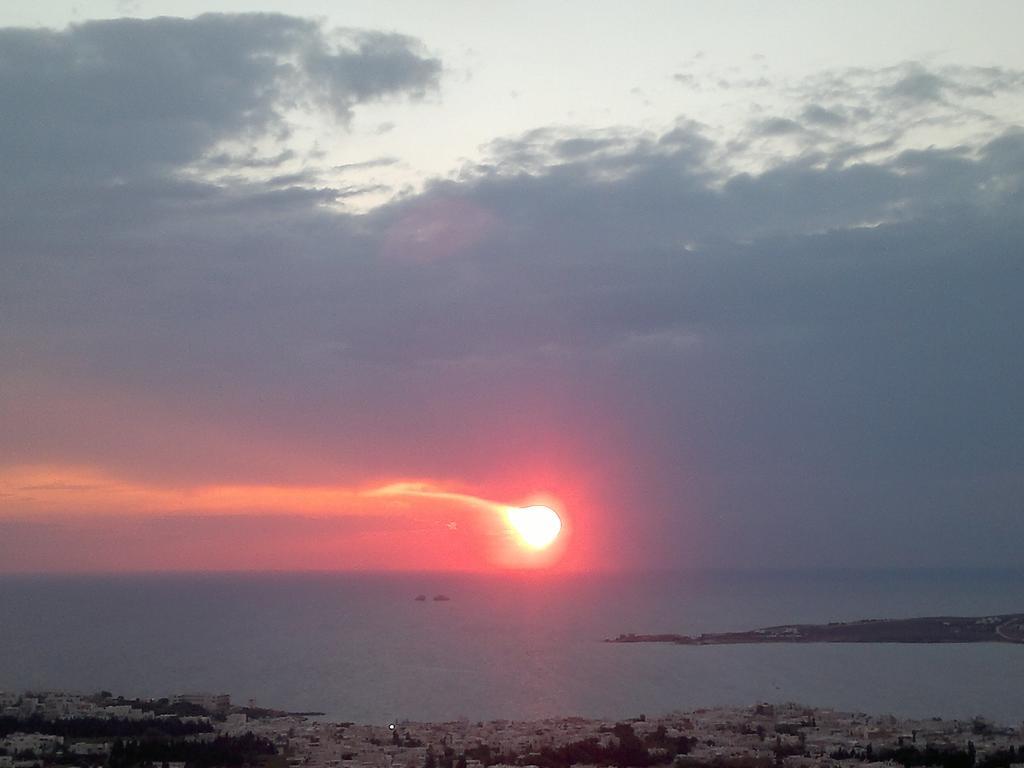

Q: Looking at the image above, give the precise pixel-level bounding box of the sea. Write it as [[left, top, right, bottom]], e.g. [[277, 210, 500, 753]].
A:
[[1, 570, 1022, 724]]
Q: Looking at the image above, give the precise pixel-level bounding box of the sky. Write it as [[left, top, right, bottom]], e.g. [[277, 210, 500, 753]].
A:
[[1, 1, 1023, 572]]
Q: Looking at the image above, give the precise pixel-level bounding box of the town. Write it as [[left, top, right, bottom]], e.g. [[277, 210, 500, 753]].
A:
[[1, 691, 1022, 768]]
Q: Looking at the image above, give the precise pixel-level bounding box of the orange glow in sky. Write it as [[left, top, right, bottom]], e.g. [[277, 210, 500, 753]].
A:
[[366, 483, 570, 568], [0, 465, 578, 572]]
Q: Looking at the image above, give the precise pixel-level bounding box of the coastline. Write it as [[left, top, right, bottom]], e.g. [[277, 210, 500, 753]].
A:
[[607, 613, 1024, 646]]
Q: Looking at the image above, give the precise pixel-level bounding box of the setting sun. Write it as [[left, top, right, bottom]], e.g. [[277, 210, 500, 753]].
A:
[[506, 505, 562, 550]]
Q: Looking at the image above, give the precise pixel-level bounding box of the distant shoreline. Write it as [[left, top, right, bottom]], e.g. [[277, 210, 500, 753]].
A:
[[607, 613, 1024, 645]]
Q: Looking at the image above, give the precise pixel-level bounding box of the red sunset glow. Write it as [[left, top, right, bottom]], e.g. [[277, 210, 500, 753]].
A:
[[0, 464, 587, 573]]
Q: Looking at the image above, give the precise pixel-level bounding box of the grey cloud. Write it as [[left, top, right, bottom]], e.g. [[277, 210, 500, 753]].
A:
[[554, 136, 624, 159], [204, 149, 297, 169], [303, 29, 440, 106], [484, 123, 713, 182], [335, 157, 400, 172], [2, 35, 1024, 568], [801, 104, 847, 127], [721, 76, 771, 90], [752, 117, 804, 136], [267, 170, 322, 187], [673, 73, 771, 92], [0, 14, 440, 183], [802, 62, 1024, 114], [980, 128, 1024, 175], [883, 67, 949, 104], [881, 63, 1024, 105], [7, 118, 1022, 402], [6, 117, 1021, 386]]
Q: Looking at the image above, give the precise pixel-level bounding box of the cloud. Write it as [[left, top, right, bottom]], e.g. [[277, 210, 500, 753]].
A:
[[801, 104, 848, 127], [1, 31, 1023, 570], [0, 13, 440, 184], [203, 149, 297, 169], [880, 63, 1024, 105], [0, 465, 516, 521], [671, 72, 771, 91], [752, 117, 804, 136], [798, 62, 1024, 130], [335, 157, 400, 172]]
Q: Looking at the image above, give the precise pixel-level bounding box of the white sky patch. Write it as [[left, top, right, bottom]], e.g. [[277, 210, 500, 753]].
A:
[[6, 1, 1024, 211]]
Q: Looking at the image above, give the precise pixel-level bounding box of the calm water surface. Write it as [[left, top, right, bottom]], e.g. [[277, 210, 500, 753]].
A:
[[1, 570, 1022, 723]]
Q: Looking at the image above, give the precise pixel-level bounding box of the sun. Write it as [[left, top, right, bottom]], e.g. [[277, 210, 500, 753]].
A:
[[506, 504, 562, 550]]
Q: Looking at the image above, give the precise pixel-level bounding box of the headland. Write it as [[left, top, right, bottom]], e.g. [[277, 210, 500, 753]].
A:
[[607, 613, 1024, 645]]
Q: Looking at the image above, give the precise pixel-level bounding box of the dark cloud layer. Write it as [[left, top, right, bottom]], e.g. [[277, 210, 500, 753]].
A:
[[0, 13, 439, 182], [1, 19, 1023, 570]]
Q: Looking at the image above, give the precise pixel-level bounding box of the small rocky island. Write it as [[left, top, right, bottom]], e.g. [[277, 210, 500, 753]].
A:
[[608, 612, 1024, 645]]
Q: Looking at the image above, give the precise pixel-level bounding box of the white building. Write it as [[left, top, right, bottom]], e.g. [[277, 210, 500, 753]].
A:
[[1, 734, 63, 755]]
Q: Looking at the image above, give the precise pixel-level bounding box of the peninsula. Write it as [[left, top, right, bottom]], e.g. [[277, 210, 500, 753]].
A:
[[607, 612, 1024, 645]]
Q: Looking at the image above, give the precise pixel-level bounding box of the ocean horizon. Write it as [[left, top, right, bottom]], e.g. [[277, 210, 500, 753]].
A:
[[2, 569, 1023, 724]]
